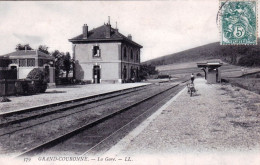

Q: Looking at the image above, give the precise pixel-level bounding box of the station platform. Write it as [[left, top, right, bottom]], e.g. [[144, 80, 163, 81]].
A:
[[104, 78, 260, 165], [0, 83, 149, 114]]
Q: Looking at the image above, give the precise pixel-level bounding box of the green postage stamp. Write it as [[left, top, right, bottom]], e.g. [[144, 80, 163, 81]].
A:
[[220, 0, 257, 45]]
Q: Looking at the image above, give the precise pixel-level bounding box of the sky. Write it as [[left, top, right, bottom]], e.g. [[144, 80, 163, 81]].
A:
[[0, 0, 258, 62]]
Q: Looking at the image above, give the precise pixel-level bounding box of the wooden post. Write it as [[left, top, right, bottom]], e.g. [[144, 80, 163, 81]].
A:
[[4, 79, 6, 96]]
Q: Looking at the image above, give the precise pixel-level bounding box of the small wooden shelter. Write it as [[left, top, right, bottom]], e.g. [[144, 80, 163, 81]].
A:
[[197, 62, 223, 84]]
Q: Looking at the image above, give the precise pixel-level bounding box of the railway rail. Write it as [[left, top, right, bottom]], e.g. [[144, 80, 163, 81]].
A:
[[0, 84, 149, 127], [1, 85, 168, 138], [0, 79, 187, 158], [18, 80, 186, 157]]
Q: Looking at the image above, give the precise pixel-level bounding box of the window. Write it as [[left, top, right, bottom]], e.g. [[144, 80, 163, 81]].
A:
[[19, 59, 26, 67], [11, 59, 18, 64], [10, 66, 17, 70], [136, 51, 139, 62], [123, 47, 127, 59], [38, 59, 43, 66], [93, 46, 101, 58], [27, 59, 35, 67], [130, 49, 133, 60]]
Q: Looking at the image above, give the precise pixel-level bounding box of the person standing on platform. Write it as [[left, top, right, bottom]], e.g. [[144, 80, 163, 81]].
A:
[[191, 73, 195, 84]]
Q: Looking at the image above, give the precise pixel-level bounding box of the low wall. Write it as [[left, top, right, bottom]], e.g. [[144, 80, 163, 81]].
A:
[[0, 70, 17, 79], [0, 79, 42, 96], [0, 79, 16, 96]]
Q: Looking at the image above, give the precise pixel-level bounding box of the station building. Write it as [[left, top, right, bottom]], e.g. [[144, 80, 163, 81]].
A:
[[0, 49, 55, 84], [69, 21, 143, 84]]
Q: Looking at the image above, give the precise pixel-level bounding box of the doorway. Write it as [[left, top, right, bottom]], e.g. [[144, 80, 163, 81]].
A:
[[9, 64, 18, 79], [44, 65, 50, 83], [93, 65, 101, 84]]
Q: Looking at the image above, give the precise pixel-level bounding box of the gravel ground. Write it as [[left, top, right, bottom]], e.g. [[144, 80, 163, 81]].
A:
[[0, 83, 149, 113], [107, 78, 260, 164]]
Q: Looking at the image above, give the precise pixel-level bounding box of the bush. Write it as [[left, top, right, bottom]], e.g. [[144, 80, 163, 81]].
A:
[[139, 64, 158, 80], [238, 55, 260, 67], [26, 68, 48, 93], [27, 68, 45, 81], [157, 75, 170, 79], [28, 81, 45, 94], [15, 80, 29, 95]]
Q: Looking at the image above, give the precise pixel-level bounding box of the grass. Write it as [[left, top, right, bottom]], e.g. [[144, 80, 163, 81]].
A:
[[225, 78, 260, 94]]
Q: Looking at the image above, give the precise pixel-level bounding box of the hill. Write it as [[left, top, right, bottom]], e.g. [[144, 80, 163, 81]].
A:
[[143, 40, 260, 67]]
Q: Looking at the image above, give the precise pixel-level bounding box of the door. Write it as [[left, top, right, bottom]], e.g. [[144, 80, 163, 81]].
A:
[[93, 65, 101, 84], [10, 65, 18, 79]]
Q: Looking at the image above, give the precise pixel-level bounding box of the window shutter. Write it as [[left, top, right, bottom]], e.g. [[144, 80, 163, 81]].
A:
[[92, 46, 94, 57], [99, 49, 101, 57]]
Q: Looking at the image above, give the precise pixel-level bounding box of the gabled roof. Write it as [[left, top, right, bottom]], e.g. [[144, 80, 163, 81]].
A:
[[0, 50, 54, 60], [69, 24, 143, 48]]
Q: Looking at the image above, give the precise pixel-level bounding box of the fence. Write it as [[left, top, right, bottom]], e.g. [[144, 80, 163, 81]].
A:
[[0, 70, 17, 80]]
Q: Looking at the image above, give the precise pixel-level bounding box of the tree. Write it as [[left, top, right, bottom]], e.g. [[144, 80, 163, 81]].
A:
[[51, 50, 72, 80], [38, 45, 50, 54], [139, 64, 158, 80], [63, 52, 71, 79], [15, 44, 33, 51], [51, 50, 64, 79]]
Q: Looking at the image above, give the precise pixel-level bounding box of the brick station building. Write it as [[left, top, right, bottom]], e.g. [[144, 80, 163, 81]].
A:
[[69, 21, 143, 84]]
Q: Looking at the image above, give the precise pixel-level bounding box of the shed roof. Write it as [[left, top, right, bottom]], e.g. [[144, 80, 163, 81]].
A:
[[0, 50, 54, 60], [69, 24, 143, 48], [197, 62, 223, 69]]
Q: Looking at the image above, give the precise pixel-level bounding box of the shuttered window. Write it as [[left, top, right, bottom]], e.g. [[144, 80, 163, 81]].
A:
[[93, 46, 101, 58], [136, 51, 139, 62], [11, 59, 18, 64], [19, 59, 26, 67], [130, 49, 133, 60], [27, 59, 35, 67], [123, 47, 127, 59]]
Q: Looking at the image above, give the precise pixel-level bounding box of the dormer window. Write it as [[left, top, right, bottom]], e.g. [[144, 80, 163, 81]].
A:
[[93, 46, 101, 58]]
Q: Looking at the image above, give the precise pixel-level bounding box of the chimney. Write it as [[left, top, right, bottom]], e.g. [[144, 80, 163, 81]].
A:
[[127, 34, 132, 40], [105, 24, 111, 38], [114, 21, 118, 32], [83, 24, 88, 39]]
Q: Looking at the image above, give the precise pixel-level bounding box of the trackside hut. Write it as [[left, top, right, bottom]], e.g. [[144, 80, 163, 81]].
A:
[[69, 22, 143, 84], [0, 50, 55, 84], [197, 62, 223, 84]]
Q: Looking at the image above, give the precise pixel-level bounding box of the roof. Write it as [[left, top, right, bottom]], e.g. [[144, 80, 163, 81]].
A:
[[69, 24, 143, 48], [0, 50, 54, 60], [197, 62, 223, 69]]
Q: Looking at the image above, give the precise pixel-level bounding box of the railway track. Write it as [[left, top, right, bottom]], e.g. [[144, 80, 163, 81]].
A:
[[0, 83, 169, 155], [0, 85, 158, 137], [13, 80, 187, 158], [0, 84, 149, 128], [0, 79, 187, 158]]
